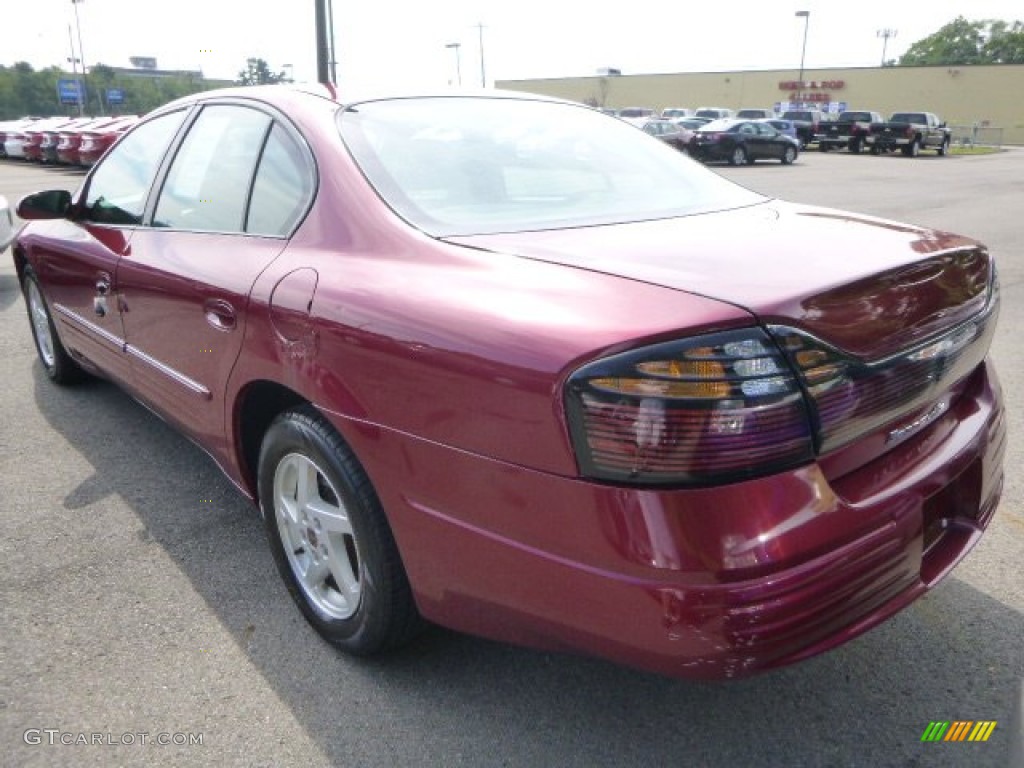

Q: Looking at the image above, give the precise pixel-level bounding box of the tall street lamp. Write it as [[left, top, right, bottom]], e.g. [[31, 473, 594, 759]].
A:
[[476, 22, 486, 87], [70, 0, 99, 115], [877, 28, 897, 66], [795, 10, 810, 89], [445, 43, 462, 86], [66, 24, 84, 116]]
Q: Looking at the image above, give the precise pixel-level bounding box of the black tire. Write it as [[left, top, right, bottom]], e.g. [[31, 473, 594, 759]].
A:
[[818, 143, 829, 152], [729, 145, 747, 166], [908, 139, 920, 158], [21, 267, 85, 385], [849, 138, 862, 154], [782, 145, 797, 165], [258, 405, 422, 654], [937, 138, 950, 156]]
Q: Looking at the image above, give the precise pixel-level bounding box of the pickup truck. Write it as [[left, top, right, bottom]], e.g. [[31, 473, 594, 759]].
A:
[[867, 112, 953, 157], [815, 111, 883, 153], [781, 109, 829, 148]]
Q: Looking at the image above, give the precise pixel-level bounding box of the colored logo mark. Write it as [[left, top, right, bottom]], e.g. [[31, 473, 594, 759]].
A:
[[921, 721, 997, 742]]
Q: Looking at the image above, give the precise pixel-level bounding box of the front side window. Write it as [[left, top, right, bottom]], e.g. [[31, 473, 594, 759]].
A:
[[154, 105, 271, 232], [83, 110, 186, 226]]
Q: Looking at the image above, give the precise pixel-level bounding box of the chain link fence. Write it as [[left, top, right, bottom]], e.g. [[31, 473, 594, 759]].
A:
[[948, 125, 1004, 149]]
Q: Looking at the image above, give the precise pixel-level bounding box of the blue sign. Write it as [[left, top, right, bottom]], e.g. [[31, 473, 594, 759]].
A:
[[57, 78, 83, 105], [106, 88, 125, 105]]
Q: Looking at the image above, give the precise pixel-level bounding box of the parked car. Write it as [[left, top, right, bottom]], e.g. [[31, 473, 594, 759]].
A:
[[758, 118, 799, 143], [867, 112, 952, 157], [695, 107, 733, 120], [690, 119, 799, 165], [76, 116, 140, 166], [736, 108, 774, 119], [0, 195, 13, 252], [673, 118, 708, 145], [4, 117, 77, 160], [617, 107, 655, 119], [816, 110, 884, 153], [37, 117, 100, 164], [780, 109, 831, 148], [0, 117, 43, 159], [12, 86, 1004, 680], [638, 118, 689, 151], [56, 116, 138, 165], [661, 107, 693, 119]]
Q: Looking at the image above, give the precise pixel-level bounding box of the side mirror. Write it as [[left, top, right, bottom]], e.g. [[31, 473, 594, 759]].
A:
[[17, 190, 72, 221], [939, 121, 947, 129]]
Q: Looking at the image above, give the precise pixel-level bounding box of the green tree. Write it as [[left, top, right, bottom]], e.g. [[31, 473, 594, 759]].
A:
[[899, 16, 1024, 65], [984, 20, 1024, 63], [236, 58, 285, 86]]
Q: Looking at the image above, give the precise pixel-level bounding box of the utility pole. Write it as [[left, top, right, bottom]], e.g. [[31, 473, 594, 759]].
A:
[[71, 0, 99, 114], [445, 43, 462, 86], [66, 24, 83, 115], [476, 22, 486, 87], [326, 0, 338, 84], [795, 11, 810, 88], [315, 0, 330, 84], [877, 28, 898, 66]]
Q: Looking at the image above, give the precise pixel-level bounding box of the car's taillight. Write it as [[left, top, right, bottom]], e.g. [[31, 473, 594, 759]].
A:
[[772, 280, 997, 454], [565, 329, 814, 486]]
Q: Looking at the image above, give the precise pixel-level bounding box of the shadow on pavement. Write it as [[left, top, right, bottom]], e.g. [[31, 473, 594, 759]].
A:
[[31, 365, 1023, 768]]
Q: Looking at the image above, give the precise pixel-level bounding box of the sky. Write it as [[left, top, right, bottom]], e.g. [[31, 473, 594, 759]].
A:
[[1, 1, 1021, 91]]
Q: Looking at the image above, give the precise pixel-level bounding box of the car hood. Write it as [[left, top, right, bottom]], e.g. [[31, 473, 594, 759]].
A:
[[444, 201, 992, 359]]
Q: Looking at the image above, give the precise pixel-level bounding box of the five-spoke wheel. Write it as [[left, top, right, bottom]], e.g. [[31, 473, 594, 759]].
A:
[[258, 406, 421, 653]]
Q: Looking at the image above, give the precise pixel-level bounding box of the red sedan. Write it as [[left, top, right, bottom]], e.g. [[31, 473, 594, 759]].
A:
[[11, 87, 1004, 680], [55, 115, 137, 165], [75, 116, 139, 166]]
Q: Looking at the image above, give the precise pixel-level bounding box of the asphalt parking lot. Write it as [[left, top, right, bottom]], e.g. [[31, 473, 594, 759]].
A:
[[1, 149, 1022, 768]]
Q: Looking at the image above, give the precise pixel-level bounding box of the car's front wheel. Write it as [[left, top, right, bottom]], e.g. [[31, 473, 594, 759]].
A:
[[258, 406, 422, 654], [22, 267, 84, 385], [782, 145, 797, 164], [729, 146, 748, 166]]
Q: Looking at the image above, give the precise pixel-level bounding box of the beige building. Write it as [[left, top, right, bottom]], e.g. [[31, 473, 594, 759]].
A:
[[498, 64, 1024, 146]]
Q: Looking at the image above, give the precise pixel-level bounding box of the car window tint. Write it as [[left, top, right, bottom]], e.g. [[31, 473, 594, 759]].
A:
[[246, 122, 313, 237], [83, 110, 186, 226], [154, 105, 271, 232]]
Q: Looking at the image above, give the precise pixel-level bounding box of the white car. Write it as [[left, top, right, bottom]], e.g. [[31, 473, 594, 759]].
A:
[[0, 195, 15, 253], [2, 117, 75, 159]]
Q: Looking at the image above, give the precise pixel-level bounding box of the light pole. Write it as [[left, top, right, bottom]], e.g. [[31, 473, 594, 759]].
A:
[[66, 24, 83, 115], [445, 43, 462, 86], [476, 22, 486, 87], [70, 0, 99, 114], [795, 10, 810, 90], [877, 28, 897, 66]]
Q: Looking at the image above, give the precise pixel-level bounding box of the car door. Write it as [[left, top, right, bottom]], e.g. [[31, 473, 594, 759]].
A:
[[31, 110, 188, 382], [755, 123, 782, 159], [117, 104, 313, 451]]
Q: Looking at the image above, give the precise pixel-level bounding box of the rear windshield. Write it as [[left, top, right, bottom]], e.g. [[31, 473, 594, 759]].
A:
[[889, 113, 927, 124], [840, 112, 875, 122], [338, 97, 763, 237]]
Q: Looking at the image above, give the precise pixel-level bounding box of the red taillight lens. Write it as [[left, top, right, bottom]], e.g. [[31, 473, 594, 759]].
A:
[[565, 330, 814, 486], [773, 275, 997, 454]]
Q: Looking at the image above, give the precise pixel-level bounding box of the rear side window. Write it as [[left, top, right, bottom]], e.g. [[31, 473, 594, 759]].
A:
[[83, 110, 186, 226], [246, 123, 314, 237], [154, 105, 271, 232]]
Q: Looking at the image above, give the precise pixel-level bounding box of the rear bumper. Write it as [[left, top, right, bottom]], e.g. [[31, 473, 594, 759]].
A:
[[326, 360, 1005, 680]]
